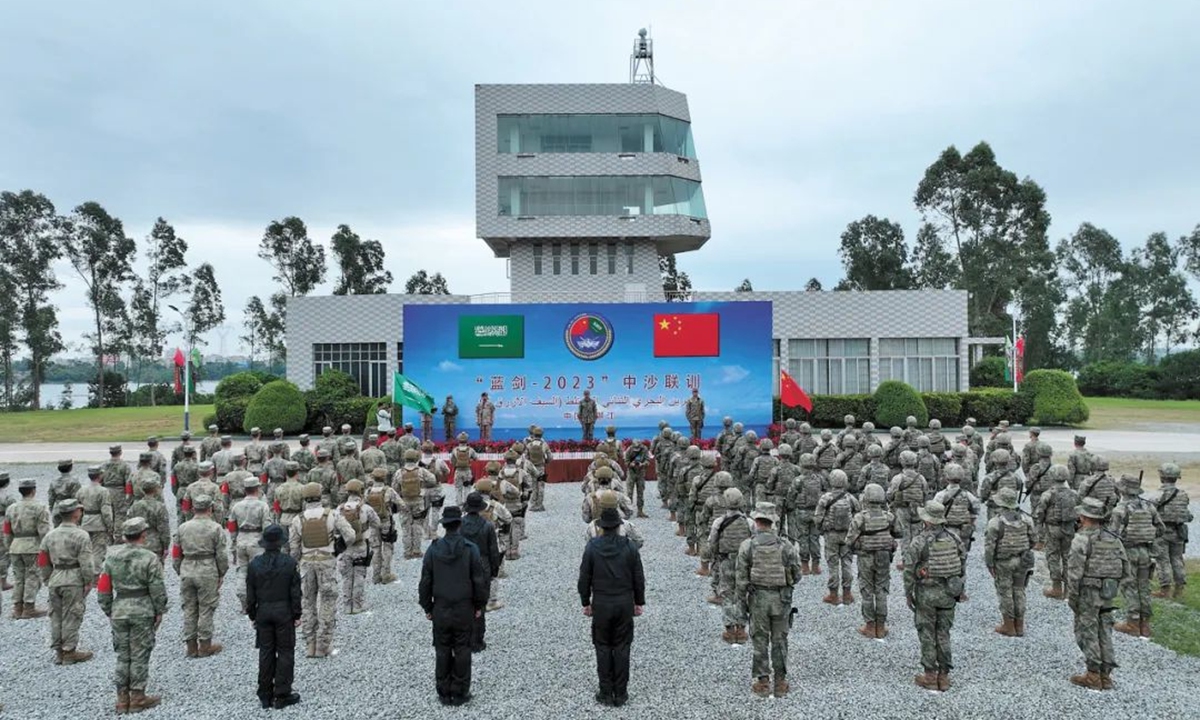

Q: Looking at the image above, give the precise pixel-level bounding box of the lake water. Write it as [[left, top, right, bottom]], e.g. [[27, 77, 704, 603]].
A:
[[38, 381, 218, 409]]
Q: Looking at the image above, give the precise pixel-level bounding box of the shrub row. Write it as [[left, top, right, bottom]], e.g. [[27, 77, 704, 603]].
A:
[[1077, 351, 1200, 400], [773, 387, 1036, 428], [205, 369, 376, 435]]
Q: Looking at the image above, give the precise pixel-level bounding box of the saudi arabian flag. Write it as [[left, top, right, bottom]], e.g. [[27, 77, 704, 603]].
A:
[[393, 373, 436, 414], [1004, 337, 1014, 383]]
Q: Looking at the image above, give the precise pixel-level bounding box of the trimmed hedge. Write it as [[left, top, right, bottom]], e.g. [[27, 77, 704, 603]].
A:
[[214, 372, 265, 403], [873, 381, 929, 428], [305, 369, 365, 431], [970, 357, 1009, 388], [307, 397, 376, 434], [775, 388, 1032, 428], [1022, 369, 1089, 425], [243, 380, 308, 434], [960, 388, 1033, 427]]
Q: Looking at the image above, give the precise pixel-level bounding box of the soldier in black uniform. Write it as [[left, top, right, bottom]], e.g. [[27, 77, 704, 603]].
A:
[[578, 507, 647, 707], [419, 506, 489, 706], [459, 493, 501, 652], [246, 524, 302, 709]]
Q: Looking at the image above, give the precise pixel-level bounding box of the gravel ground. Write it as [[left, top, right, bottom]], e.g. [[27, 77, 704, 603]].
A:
[[2, 467, 1200, 719]]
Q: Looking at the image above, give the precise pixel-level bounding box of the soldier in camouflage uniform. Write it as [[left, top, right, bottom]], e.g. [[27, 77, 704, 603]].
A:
[[1024, 443, 1053, 543], [419, 441, 450, 537], [129, 453, 161, 503], [735, 431, 760, 496], [584, 489, 644, 548], [220, 453, 254, 504], [39, 499, 96, 664], [1034, 465, 1078, 600], [525, 427, 553, 513], [337, 479, 380, 614], [365, 468, 402, 583], [883, 427, 905, 474], [687, 454, 720, 576], [786, 453, 826, 574], [473, 476, 514, 612], [397, 422, 421, 455], [926, 419, 947, 456], [449, 433, 478, 506], [846, 483, 902, 639], [185, 462, 225, 526], [577, 389, 598, 441], [903, 501, 966, 692], [815, 469, 859, 605], [210, 435, 235, 476], [950, 442, 979, 495], [717, 417, 740, 458], [978, 448, 1020, 521], [651, 426, 676, 507], [228, 476, 272, 612], [334, 441, 365, 505], [836, 435, 866, 494], [1109, 474, 1166, 638], [1020, 427, 1042, 475], [102, 445, 133, 530], [962, 424, 984, 464], [623, 438, 650, 518], [0, 472, 15, 592], [1067, 435, 1093, 490], [764, 444, 798, 515], [984, 487, 1035, 637], [711, 488, 753, 644], [814, 429, 838, 476], [273, 462, 307, 528], [125, 479, 170, 564], [795, 422, 818, 456], [75, 466, 114, 574], [145, 436, 167, 479], [307, 450, 338, 508], [857, 444, 891, 501], [4, 478, 50, 618], [360, 434, 387, 476], [673, 444, 703, 543], [685, 388, 705, 438], [172, 494, 229, 658], [933, 464, 980, 557], [316, 426, 340, 465], [395, 449, 438, 559], [200, 423, 222, 461], [887, 450, 928, 566], [170, 430, 193, 471], [263, 446, 289, 506], [747, 438, 778, 506], [98, 517, 168, 713], [293, 434, 317, 473], [172, 445, 199, 525], [244, 427, 268, 475], [48, 459, 80, 527], [289, 482, 355, 657], [1152, 462, 1193, 599], [701, 472, 737, 604], [271, 427, 291, 461], [1078, 456, 1118, 514], [736, 502, 801, 698], [1066, 497, 1129, 690], [915, 437, 942, 494]]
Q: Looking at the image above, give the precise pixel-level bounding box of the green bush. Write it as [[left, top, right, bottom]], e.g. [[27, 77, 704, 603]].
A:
[[214, 372, 264, 403], [970, 356, 1009, 388], [215, 397, 250, 434], [921, 393, 963, 426], [773, 395, 876, 427], [306, 369, 365, 431], [1022, 369, 1089, 425], [873, 381, 928, 428], [1077, 361, 1160, 398], [960, 388, 1034, 426], [201, 413, 218, 430], [365, 396, 392, 428], [243, 380, 308, 434], [1156, 350, 1200, 400], [309, 397, 376, 435]]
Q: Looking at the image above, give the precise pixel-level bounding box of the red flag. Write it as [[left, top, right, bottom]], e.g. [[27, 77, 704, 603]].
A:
[[780, 370, 813, 412], [1015, 336, 1026, 384], [653, 313, 720, 357], [173, 348, 185, 367], [173, 365, 183, 395]]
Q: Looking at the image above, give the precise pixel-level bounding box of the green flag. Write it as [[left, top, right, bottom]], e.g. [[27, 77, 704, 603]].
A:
[[393, 373, 435, 414], [1004, 337, 1013, 383]]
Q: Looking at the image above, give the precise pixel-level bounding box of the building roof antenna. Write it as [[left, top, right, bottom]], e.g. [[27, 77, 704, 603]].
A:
[[630, 27, 655, 85]]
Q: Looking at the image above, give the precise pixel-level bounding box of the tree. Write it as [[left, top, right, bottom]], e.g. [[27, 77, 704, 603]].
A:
[[804, 277, 822, 292], [63, 201, 136, 408], [257, 217, 326, 297], [331, 224, 392, 295], [242, 295, 284, 369], [835, 215, 913, 291], [913, 143, 1053, 367], [0, 190, 65, 409], [659, 254, 692, 301], [1131, 232, 1197, 361], [910, 223, 958, 289], [130, 217, 189, 406], [735, 278, 753, 292], [404, 270, 451, 295], [186, 263, 226, 348], [1056, 223, 1140, 364], [241, 296, 266, 370], [0, 271, 17, 409]]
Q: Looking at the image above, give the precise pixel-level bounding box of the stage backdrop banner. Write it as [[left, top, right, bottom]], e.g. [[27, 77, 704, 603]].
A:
[[402, 301, 772, 440]]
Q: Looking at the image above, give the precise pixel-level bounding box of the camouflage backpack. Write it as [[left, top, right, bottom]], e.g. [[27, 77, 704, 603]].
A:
[[825, 492, 852, 532], [527, 440, 547, 465], [1119, 499, 1157, 545], [399, 468, 422, 501]]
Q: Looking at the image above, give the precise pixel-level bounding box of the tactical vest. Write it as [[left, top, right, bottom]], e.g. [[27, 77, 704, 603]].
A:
[[754, 456, 778, 484], [943, 488, 972, 527], [816, 443, 837, 470], [769, 464, 799, 497], [453, 446, 472, 469], [1083, 530, 1125, 579], [900, 470, 924, 506], [341, 504, 363, 537], [1070, 450, 1094, 478], [996, 513, 1031, 558], [864, 462, 890, 487], [994, 472, 1020, 493], [399, 468, 422, 500], [825, 493, 852, 532], [481, 503, 495, 523], [917, 455, 939, 483], [1079, 474, 1116, 506], [366, 487, 390, 522], [925, 530, 962, 578], [858, 509, 894, 551], [841, 453, 864, 480], [1120, 499, 1157, 545], [716, 515, 752, 555], [1046, 487, 1077, 526], [527, 441, 547, 465], [748, 536, 788, 587], [301, 511, 332, 549], [928, 432, 947, 455], [799, 474, 823, 509], [1157, 486, 1191, 524]]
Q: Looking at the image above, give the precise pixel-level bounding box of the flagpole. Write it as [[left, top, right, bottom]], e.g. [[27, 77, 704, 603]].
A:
[[168, 304, 191, 433], [1011, 310, 1018, 393]]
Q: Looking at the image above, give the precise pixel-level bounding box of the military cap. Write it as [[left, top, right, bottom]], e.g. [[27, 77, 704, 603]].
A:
[[146, 436, 160, 444], [726, 416, 735, 425], [192, 494, 214, 510], [322, 426, 333, 435], [122, 517, 149, 536], [750, 502, 778, 524], [1029, 427, 1042, 436], [1037, 442, 1053, 458], [440, 506, 464, 525], [475, 478, 495, 494], [998, 420, 1010, 429], [532, 427, 544, 437], [464, 492, 487, 513], [109, 444, 122, 454], [798, 422, 811, 433], [87, 465, 103, 475], [368, 433, 379, 441], [207, 424, 218, 432], [54, 498, 81, 516], [273, 428, 284, 436], [243, 476, 262, 490], [723, 487, 743, 506], [404, 449, 420, 463], [484, 462, 500, 476], [181, 431, 193, 440], [929, 419, 942, 430], [18, 477, 37, 489], [965, 417, 977, 426], [281, 461, 297, 475], [744, 430, 758, 441], [142, 477, 161, 491], [918, 501, 947, 525], [658, 420, 669, 429], [595, 466, 615, 480], [596, 507, 623, 529], [298, 434, 310, 442], [0, 471, 10, 483], [733, 422, 744, 432], [820, 429, 833, 441], [504, 450, 519, 462], [844, 414, 856, 425], [316, 448, 331, 459], [994, 487, 1019, 509], [250, 427, 262, 435], [302, 482, 321, 499], [182, 445, 196, 455], [233, 454, 246, 465], [963, 425, 976, 436], [598, 489, 619, 510], [221, 435, 233, 443], [421, 441, 436, 452], [258, 524, 286, 550], [340, 424, 351, 431], [1073, 435, 1086, 445], [512, 442, 526, 454], [1078, 497, 1109, 520], [138, 452, 153, 462], [370, 468, 388, 481], [344, 479, 364, 495], [197, 461, 214, 473], [457, 432, 469, 442], [1159, 462, 1181, 480], [1119, 474, 1142, 494], [605, 425, 616, 434], [862, 421, 876, 431]]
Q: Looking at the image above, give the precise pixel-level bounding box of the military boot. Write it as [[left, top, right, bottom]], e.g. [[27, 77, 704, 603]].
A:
[[875, 622, 889, 639], [1044, 581, 1064, 599], [1113, 619, 1140, 637], [684, 544, 697, 556], [1173, 585, 1187, 599], [1100, 667, 1115, 690], [127, 690, 161, 713], [669, 511, 677, 522], [937, 671, 951, 691], [822, 589, 840, 605], [7, 602, 20, 619], [1, 579, 13, 591], [857, 621, 875, 638], [1152, 585, 1171, 599], [914, 671, 940, 691], [721, 626, 736, 644], [751, 676, 771, 698], [735, 625, 749, 643], [842, 587, 855, 604], [1014, 618, 1025, 637], [23, 604, 48, 619], [61, 649, 94, 665], [306, 639, 317, 658], [811, 561, 821, 575], [1139, 619, 1152, 638], [1069, 670, 1103, 690], [54, 649, 64, 665], [115, 690, 130, 714], [994, 617, 1017, 637], [637, 510, 649, 518], [676, 524, 687, 537], [696, 560, 711, 577], [773, 676, 790, 697], [706, 593, 722, 605], [197, 639, 224, 657], [186, 639, 199, 658], [800, 559, 810, 575]]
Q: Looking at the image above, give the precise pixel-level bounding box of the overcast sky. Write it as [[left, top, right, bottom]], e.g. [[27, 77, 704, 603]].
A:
[[2, 0, 1197, 358]]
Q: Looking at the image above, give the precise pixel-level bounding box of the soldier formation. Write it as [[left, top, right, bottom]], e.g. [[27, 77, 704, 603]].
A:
[[0, 412, 1194, 710]]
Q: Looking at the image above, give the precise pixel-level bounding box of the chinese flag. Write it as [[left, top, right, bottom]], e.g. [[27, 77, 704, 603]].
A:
[[653, 313, 720, 357], [780, 370, 813, 412]]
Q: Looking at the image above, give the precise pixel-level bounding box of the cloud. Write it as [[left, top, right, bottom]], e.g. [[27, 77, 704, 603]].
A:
[[716, 365, 750, 385], [437, 360, 463, 373]]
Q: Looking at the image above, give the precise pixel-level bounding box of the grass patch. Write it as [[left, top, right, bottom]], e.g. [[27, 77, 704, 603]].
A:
[[1084, 396, 1200, 430], [0, 405, 214, 443], [1151, 559, 1200, 657]]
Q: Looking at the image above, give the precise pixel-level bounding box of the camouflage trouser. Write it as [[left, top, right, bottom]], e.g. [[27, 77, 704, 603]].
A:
[[106, 487, 129, 534], [718, 556, 744, 627], [111, 617, 157, 691], [748, 586, 791, 679], [400, 509, 425, 558], [88, 531, 110, 576], [11, 553, 40, 604], [654, 459, 669, 505], [1043, 525, 1074, 584], [914, 600, 956, 671], [1072, 586, 1116, 671], [687, 506, 707, 548], [992, 555, 1028, 620], [235, 541, 264, 612], [453, 469, 473, 506], [790, 510, 819, 563], [530, 468, 547, 511], [180, 575, 220, 642], [424, 488, 443, 537], [856, 550, 892, 624], [372, 532, 396, 584], [50, 585, 87, 651], [489, 576, 502, 605], [689, 420, 702, 439], [627, 467, 646, 511], [659, 475, 675, 508], [300, 560, 339, 650], [339, 549, 370, 613], [0, 542, 8, 581], [508, 517, 524, 560], [894, 507, 918, 555], [1155, 526, 1188, 587], [823, 532, 853, 591], [1121, 545, 1154, 622]]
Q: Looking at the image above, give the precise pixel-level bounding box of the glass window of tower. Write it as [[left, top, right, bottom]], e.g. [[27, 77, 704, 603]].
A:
[[498, 176, 706, 219], [497, 114, 695, 158]]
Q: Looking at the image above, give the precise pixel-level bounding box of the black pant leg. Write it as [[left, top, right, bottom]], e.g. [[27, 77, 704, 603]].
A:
[[433, 615, 454, 699], [610, 605, 634, 697], [275, 618, 296, 697], [472, 608, 487, 650], [592, 602, 616, 694], [256, 620, 277, 701], [451, 609, 473, 698]]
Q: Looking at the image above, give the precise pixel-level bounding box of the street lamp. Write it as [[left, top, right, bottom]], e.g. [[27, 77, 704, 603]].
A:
[[167, 304, 191, 433], [1006, 300, 1019, 393]]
